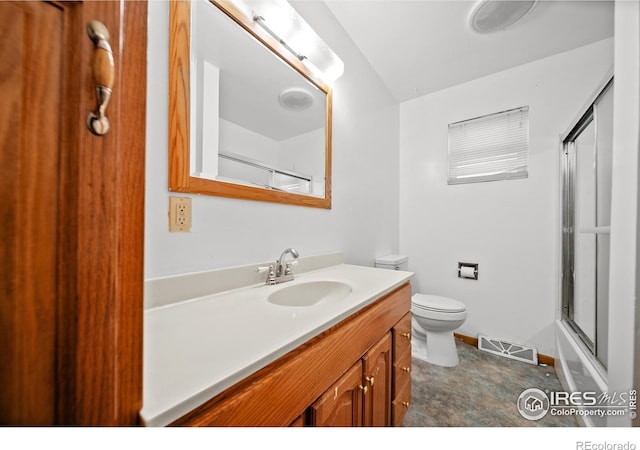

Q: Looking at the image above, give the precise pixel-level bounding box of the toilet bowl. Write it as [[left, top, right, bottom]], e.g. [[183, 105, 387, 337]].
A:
[[411, 294, 467, 367]]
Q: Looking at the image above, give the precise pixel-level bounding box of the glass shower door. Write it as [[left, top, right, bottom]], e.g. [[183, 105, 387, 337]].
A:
[[562, 78, 613, 369]]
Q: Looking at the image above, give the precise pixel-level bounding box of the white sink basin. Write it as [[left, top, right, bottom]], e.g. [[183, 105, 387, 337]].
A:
[[267, 281, 352, 307]]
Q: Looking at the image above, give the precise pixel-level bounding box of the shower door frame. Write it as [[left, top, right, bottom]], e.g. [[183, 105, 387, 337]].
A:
[[561, 76, 613, 367]]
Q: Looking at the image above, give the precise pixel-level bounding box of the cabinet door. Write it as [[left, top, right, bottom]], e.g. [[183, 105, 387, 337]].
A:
[[309, 361, 364, 427], [392, 313, 412, 357], [289, 415, 305, 427], [362, 333, 392, 426], [392, 345, 412, 426], [391, 313, 412, 426], [0, 1, 146, 425]]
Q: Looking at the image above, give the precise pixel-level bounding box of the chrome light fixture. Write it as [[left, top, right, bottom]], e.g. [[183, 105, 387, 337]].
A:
[[468, 0, 537, 33], [226, 0, 344, 83]]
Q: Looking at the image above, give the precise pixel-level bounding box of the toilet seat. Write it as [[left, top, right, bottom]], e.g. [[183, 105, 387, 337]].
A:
[[411, 294, 466, 313]]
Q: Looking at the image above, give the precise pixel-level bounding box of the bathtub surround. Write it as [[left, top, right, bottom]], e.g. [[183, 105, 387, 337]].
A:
[[555, 320, 607, 426], [399, 38, 614, 358], [607, 0, 640, 427]]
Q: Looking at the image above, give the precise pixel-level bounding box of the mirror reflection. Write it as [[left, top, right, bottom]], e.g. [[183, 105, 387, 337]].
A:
[[191, 0, 327, 197]]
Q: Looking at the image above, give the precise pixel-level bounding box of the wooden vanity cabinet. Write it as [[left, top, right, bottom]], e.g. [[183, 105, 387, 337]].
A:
[[1, 0, 146, 426], [362, 333, 392, 426], [309, 361, 364, 426], [392, 312, 413, 426], [289, 415, 305, 427], [170, 283, 411, 427], [308, 333, 392, 427]]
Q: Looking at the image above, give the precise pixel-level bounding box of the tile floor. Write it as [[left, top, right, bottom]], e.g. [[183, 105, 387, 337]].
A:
[[402, 340, 578, 427]]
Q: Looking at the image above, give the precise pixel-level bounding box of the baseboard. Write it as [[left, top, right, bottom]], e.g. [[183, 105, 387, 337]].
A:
[[537, 354, 555, 367], [453, 333, 479, 348], [454, 333, 555, 367]]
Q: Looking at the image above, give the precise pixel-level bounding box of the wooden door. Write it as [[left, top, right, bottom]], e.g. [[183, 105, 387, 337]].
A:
[[362, 333, 392, 426], [309, 361, 364, 427], [0, 0, 146, 425]]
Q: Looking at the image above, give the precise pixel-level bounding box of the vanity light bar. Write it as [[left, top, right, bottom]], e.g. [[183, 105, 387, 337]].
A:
[[224, 0, 344, 82], [253, 14, 307, 62]]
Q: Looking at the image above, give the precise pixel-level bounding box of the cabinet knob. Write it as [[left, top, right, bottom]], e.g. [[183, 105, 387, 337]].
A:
[[365, 376, 375, 386], [402, 367, 411, 373], [400, 332, 411, 339], [358, 384, 368, 394], [402, 401, 410, 408]]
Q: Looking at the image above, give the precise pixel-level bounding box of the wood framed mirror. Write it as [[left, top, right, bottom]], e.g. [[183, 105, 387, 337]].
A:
[[169, 0, 332, 208]]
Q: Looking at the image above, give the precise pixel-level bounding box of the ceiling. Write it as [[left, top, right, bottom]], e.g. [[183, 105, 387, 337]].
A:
[[323, 0, 614, 102]]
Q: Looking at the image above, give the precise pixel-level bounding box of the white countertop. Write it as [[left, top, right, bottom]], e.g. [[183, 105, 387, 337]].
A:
[[141, 263, 413, 426]]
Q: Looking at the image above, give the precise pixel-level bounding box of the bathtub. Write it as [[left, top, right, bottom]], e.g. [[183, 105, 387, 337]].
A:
[[555, 319, 608, 426]]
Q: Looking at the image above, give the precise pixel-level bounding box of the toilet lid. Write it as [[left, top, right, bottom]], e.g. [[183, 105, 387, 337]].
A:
[[412, 294, 466, 313]]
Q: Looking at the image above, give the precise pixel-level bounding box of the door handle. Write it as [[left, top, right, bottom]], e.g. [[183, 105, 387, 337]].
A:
[[86, 20, 114, 136]]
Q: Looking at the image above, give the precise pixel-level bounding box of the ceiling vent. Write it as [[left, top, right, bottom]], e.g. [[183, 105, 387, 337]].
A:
[[278, 87, 314, 111], [469, 0, 537, 34]]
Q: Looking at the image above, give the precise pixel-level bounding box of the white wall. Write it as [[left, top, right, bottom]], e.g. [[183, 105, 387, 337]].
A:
[[145, 1, 399, 278], [279, 128, 325, 179], [399, 38, 613, 357], [607, 0, 640, 427], [219, 119, 279, 163]]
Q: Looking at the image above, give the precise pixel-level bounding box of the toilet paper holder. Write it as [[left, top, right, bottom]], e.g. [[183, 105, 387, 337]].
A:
[[458, 262, 478, 280]]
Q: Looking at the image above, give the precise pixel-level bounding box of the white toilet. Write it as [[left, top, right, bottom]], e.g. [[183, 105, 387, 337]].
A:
[[375, 255, 468, 368], [411, 294, 467, 367]]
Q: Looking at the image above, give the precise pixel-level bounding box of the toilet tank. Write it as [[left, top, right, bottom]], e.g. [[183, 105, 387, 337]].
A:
[[375, 254, 408, 271]]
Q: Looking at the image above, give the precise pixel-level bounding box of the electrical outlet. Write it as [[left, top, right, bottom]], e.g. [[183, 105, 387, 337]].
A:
[[169, 197, 192, 232]]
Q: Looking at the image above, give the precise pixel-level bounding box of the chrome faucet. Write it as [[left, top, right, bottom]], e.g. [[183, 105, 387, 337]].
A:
[[277, 248, 299, 277], [258, 248, 299, 285]]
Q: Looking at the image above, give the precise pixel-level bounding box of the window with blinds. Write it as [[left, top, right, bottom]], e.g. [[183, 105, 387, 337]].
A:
[[448, 106, 529, 185]]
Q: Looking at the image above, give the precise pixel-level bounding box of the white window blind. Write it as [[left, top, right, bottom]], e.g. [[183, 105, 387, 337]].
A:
[[448, 106, 529, 185]]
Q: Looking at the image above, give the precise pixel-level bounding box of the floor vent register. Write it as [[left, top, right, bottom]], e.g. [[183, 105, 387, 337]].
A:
[[478, 335, 538, 365]]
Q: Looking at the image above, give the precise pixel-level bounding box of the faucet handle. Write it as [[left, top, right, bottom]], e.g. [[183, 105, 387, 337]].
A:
[[257, 264, 277, 285], [284, 260, 299, 276]]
